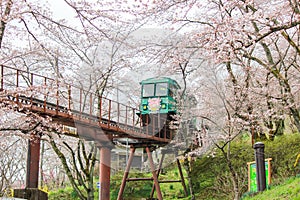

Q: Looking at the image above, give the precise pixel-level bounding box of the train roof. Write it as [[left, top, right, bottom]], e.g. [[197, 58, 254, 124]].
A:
[[140, 77, 181, 88]]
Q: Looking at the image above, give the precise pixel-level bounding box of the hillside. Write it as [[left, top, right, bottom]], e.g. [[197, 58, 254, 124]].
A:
[[47, 134, 300, 200], [242, 175, 300, 200]]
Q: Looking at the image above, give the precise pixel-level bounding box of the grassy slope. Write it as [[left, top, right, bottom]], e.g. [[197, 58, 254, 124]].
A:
[[242, 176, 300, 200], [49, 133, 300, 200], [49, 164, 189, 200], [48, 167, 300, 200]]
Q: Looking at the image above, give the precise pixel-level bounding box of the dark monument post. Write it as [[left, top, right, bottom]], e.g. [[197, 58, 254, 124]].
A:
[[254, 142, 266, 192]]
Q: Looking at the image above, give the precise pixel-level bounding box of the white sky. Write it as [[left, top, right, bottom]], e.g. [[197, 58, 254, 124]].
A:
[[46, 0, 76, 21]]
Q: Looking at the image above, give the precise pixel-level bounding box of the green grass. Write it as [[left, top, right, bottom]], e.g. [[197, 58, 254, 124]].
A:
[[156, 167, 189, 200], [49, 164, 190, 200], [111, 166, 189, 200], [48, 168, 300, 200], [242, 175, 300, 200]]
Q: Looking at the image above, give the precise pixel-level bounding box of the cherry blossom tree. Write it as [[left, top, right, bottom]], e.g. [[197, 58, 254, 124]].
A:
[[0, 136, 27, 196], [1, 0, 299, 199], [0, 1, 103, 197], [0, 1, 148, 199], [110, 0, 300, 199], [45, 133, 98, 200], [121, 0, 300, 137]]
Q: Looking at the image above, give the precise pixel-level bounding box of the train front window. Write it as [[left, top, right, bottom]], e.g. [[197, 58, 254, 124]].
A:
[[143, 84, 155, 97], [155, 83, 168, 96]]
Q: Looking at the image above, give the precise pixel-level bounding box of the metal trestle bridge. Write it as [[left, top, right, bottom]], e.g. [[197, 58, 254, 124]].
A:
[[0, 65, 185, 200]]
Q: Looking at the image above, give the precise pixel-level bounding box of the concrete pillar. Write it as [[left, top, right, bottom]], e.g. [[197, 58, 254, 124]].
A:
[[99, 147, 111, 200]]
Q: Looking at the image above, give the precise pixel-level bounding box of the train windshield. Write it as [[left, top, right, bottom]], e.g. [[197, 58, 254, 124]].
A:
[[155, 82, 168, 96], [142, 82, 169, 97], [143, 84, 155, 97]]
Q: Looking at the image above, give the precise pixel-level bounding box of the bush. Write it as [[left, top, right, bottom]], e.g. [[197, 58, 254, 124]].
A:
[[264, 134, 300, 184]]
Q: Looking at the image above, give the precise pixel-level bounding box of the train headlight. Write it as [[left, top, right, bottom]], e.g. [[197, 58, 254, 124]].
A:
[[143, 105, 147, 110], [161, 103, 166, 109]]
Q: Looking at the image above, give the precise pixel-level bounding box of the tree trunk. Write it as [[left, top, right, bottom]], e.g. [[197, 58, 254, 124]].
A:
[[221, 146, 239, 200], [86, 143, 97, 200], [290, 108, 300, 133], [183, 157, 195, 200], [49, 139, 86, 200], [0, 0, 13, 48], [228, 161, 239, 200]]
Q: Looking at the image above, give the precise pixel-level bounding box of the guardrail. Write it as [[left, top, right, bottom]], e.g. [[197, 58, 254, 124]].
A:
[[0, 65, 172, 143]]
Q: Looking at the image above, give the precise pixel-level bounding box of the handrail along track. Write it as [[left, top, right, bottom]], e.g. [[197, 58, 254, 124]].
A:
[[0, 65, 174, 145]]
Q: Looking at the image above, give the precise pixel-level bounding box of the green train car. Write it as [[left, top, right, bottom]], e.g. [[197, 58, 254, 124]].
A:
[[139, 77, 180, 115], [138, 77, 181, 139]]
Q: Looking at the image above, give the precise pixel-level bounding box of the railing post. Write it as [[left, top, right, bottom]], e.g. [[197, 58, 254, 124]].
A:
[[164, 121, 166, 140], [139, 112, 142, 132], [30, 73, 33, 86], [89, 93, 93, 120], [68, 85, 71, 111], [117, 103, 120, 125], [16, 69, 19, 87], [0, 65, 3, 90], [125, 106, 128, 129], [43, 77, 47, 112], [146, 114, 149, 135], [108, 99, 111, 127], [158, 114, 161, 138], [79, 88, 82, 118], [56, 82, 59, 115], [15, 69, 19, 103], [30, 73, 33, 108], [99, 96, 102, 123], [152, 115, 155, 136], [132, 108, 135, 127]]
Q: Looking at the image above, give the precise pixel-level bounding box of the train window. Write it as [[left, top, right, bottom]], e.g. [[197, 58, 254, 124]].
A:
[[155, 82, 168, 96], [143, 84, 155, 97]]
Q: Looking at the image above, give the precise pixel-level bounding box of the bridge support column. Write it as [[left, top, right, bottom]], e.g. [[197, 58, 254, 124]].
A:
[[117, 146, 163, 200], [150, 152, 165, 198], [26, 132, 41, 188], [146, 146, 163, 200], [117, 147, 136, 200], [99, 146, 111, 200], [14, 132, 47, 200]]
